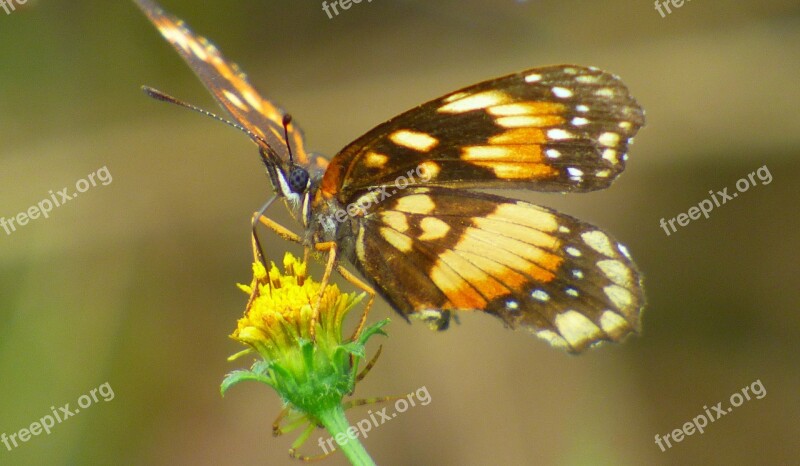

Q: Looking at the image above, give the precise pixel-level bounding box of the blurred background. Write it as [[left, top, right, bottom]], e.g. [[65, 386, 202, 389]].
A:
[[1, 1, 798, 465]]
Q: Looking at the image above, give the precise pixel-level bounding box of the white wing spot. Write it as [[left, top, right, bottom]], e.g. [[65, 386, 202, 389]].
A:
[[241, 90, 263, 112], [506, 300, 520, 311], [565, 287, 579, 298], [576, 75, 601, 84], [576, 104, 590, 112], [566, 247, 582, 257], [545, 149, 561, 159], [599, 310, 630, 338], [571, 117, 589, 126], [596, 169, 611, 178], [162, 25, 191, 52], [619, 121, 633, 130], [558, 226, 571, 233], [547, 129, 572, 140], [552, 86, 573, 98], [602, 149, 618, 164], [572, 269, 584, 279], [581, 230, 616, 256], [567, 167, 584, 180], [524, 73, 542, 83], [617, 243, 632, 259], [188, 41, 208, 61], [534, 329, 568, 350], [222, 90, 248, 111], [555, 310, 602, 349], [599, 132, 620, 147], [597, 260, 633, 286], [531, 289, 550, 302], [595, 88, 615, 98], [604, 285, 633, 310]]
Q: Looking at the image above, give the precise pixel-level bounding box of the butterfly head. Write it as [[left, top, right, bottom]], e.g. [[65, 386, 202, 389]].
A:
[[259, 146, 320, 229], [287, 165, 310, 194]]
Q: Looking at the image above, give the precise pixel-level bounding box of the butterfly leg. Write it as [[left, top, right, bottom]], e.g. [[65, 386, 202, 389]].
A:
[[252, 211, 302, 271], [252, 212, 319, 276], [342, 395, 402, 411], [273, 402, 336, 461], [273, 405, 308, 437], [355, 345, 382, 383], [245, 232, 267, 308], [335, 265, 376, 342], [308, 241, 339, 341], [284, 395, 402, 461], [255, 213, 302, 244], [288, 424, 337, 462]]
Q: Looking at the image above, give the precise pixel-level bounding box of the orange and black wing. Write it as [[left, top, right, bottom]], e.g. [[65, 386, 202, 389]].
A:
[[320, 65, 644, 202], [134, 0, 325, 172], [352, 187, 644, 353]]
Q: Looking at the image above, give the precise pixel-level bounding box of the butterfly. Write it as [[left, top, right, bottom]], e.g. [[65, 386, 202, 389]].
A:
[[135, 0, 645, 353]]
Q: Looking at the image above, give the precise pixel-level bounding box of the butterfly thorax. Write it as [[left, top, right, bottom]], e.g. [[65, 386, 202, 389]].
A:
[[305, 187, 360, 261]]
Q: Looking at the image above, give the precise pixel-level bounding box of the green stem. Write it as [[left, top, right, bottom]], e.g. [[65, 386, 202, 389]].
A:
[[316, 403, 376, 466]]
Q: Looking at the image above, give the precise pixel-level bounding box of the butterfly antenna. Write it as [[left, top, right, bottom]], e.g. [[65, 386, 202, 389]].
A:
[[142, 86, 270, 147], [281, 114, 294, 164]]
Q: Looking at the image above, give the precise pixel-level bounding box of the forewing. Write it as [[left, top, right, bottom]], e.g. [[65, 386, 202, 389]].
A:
[[321, 65, 644, 201], [134, 0, 324, 171], [352, 187, 644, 353]]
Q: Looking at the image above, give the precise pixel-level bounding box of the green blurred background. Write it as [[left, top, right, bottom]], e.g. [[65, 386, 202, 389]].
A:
[[1, 1, 799, 465]]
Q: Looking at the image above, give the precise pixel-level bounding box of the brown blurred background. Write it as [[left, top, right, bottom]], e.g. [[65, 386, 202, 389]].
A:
[[1, 1, 799, 465]]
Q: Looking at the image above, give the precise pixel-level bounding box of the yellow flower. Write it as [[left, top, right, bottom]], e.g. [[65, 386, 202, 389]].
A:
[[222, 252, 388, 465], [232, 253, 356, 356], [224, 252, 387, 413]]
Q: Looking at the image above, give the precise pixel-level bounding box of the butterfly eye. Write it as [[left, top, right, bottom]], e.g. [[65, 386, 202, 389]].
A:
[[288, 166, 310, 193]]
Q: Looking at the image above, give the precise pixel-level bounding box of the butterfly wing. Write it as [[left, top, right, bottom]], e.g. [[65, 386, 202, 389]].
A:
[[134, 0, 326, 172], [351, 187, 643, 353], [320, 65, 643, 201]]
